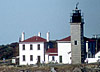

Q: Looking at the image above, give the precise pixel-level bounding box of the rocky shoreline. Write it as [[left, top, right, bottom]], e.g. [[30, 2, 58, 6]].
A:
[[0, 64, 99, 72]]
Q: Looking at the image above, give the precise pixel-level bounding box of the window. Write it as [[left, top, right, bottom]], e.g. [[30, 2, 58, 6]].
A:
[[23, 45, 25, 50], [98, 56, 100, 58], [52, 56, 55, 61], [59, 56, 62, 63], [88, 53, 90, 58], [38, 44, 40, 50], [74, 40, 77, 45], [30, 55, 33, 61], [23, 55, 25, 61], [30, 44, 33, 50]]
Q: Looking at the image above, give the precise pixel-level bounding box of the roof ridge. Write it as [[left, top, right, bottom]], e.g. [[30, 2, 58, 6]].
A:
[[57, 36, 71, 41], [21, 36, 46, 42]]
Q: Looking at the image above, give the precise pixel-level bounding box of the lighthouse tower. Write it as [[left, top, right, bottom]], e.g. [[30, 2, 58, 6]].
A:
[[70, 4, 85, 64]]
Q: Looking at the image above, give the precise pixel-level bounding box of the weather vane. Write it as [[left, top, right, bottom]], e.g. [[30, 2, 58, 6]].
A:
[[76, 2, 79, 9]]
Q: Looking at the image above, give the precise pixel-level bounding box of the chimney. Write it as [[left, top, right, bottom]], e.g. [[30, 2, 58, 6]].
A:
[[47, 32, 50, 42], [38, 32, 41, 37], [21, 32, 25, 41]]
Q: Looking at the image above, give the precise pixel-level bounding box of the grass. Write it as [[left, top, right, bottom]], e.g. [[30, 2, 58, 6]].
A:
[[0, 63, 99, 72]]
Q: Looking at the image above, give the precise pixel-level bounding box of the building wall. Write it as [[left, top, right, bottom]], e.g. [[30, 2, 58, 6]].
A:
[[86, 41, 96, 58], [84, 51, 100, 64], [19, 42, 45, 65], [48, 56, 58, 63], [95, 51, 100, 58], [45, 54, 58, 63], [71, 23, 82, 64], [45, 54, 49, 63], [57, 42, 71, 64]]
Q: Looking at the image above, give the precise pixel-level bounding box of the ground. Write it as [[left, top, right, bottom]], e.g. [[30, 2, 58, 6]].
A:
[[0, 64, 100, 72]]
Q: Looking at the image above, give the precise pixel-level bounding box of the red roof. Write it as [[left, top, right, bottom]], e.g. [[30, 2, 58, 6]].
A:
[[21, 36, 46, 42], [46, 48, 58, 53], [58, 36, 95, 42], [58, 36, 71, 41]]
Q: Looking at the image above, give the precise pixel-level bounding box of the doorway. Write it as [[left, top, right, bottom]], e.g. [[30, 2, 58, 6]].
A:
[[37, 56, 40, 63]]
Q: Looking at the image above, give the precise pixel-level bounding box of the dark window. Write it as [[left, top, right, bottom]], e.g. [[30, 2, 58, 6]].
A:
[[52, 56, 55, 61], [88, 53, 90, 58], [74, 41, 77, 45], [38, 44, 40, 50], [30, 44, 33, 50], [98, 56, 100, 58], [23, 45, 25, 50], [30, 55, 33, 61], [59, 56, 62, 63], [37, 56, 40, 63], [23, 55, 25, 61]]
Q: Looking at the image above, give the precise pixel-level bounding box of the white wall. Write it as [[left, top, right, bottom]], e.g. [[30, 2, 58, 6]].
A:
[[45, 54, 49, 63], [95, 51, 100, 58], [49, 56, 58, 63], [45, 54, 58, 63], [19, 42, 45, 65], [84, 51, 100, 64], [85, 58, 100, 63], [57, 42, 71, 64], [86, 42, 89, 58]]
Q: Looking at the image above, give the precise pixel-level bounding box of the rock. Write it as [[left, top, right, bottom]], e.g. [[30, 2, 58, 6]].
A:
[[73, 67, 82, 72], [51, 67, 56, 72]]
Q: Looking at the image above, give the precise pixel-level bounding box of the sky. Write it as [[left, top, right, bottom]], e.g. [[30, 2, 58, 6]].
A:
[[0, 0, 100, 45]]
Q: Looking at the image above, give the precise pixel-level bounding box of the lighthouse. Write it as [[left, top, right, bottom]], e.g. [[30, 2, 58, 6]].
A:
[[70, 3, 85, 64]]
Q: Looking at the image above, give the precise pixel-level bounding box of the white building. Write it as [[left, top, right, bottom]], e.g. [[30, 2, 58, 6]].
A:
[[19, 33, 47, 65], [19, 31, 73, 65], [85, 51, 100, 63], [45, 48, 58, 63], [45, 36, 71, 64], [95, 51, 100, 58], [57, 36, 71, 64], [19, 32, 97, 65]]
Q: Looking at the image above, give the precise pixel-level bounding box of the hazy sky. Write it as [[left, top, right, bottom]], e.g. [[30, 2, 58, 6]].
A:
[[0, 0, 100, 44]]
